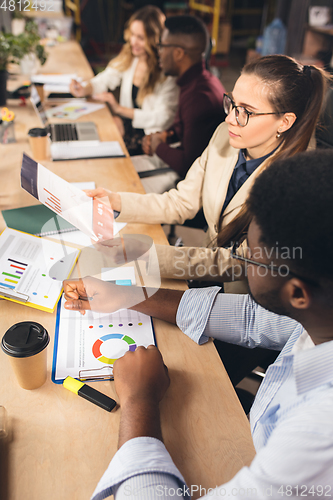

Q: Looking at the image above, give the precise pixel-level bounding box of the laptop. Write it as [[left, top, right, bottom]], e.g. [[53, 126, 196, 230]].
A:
[[30, 85, 99, 143]]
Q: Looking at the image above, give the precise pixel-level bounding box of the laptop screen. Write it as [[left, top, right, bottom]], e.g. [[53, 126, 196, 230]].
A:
[[30, 85, 49, 127]]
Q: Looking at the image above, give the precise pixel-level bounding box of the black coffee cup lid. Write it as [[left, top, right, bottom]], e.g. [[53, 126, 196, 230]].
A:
[[1, 322, 49, 358], [28, 127, 48, 138]]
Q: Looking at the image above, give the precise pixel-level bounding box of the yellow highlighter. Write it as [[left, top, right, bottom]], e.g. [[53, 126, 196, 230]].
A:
[[63, 376, 117, 412]]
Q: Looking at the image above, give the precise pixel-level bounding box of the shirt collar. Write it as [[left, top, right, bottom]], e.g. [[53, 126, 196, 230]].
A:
[[237, 147, 277, 175], [176, 61, 205, 87], [292, 336, 333, 395]]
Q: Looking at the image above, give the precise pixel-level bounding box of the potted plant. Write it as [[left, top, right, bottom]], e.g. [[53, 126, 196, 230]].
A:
[[0, 21, 47, 104], [11, 20, 47, 75], [0, 33, 12, 105], [11, 8, 26, 37]]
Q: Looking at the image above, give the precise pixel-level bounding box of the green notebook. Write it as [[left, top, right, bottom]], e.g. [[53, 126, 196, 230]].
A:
[[2, 204, 76, 236]]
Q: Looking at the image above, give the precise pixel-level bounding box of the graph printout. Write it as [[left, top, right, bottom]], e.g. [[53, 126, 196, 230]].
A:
[[0, 228, 80, 312], [52, 299, 155, 383], [45, 100, 104, 120], [21, 154, 114, 242]]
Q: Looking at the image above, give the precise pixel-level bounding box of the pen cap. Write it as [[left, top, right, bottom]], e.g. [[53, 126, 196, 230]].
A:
[[1, 322, 49, 390]]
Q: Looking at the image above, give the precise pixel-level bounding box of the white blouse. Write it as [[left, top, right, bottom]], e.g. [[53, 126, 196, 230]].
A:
[[90, 57, 179, 135]]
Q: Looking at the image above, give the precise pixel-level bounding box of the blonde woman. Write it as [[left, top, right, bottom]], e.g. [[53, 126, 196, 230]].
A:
[[70, 6, 179, 155]]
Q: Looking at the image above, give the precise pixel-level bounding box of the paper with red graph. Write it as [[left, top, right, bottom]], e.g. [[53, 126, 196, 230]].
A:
[[21, 153, 114, 242]]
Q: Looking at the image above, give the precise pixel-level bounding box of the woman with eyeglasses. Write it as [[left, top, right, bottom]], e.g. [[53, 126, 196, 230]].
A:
[[69, 6, 178, 155], [86, 55, 329, 291]]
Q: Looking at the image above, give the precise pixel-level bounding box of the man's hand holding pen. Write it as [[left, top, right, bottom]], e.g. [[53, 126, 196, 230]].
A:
[[63, 276, 113, 315], [63, 276, 151, 315]]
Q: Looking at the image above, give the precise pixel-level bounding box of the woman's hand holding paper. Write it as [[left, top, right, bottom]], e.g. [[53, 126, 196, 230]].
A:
[[93, 234, 152, 266], [84, 187, 122, 213]]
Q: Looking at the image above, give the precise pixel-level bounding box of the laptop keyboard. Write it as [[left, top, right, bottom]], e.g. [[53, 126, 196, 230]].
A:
[[53, 124, 78, 142]]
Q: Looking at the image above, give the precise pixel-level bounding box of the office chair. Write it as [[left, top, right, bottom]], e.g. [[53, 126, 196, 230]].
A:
[[166, 207, 207, 245]]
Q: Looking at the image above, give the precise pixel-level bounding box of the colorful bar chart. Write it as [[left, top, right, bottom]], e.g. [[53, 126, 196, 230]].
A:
[[0, 258, 28, 289]]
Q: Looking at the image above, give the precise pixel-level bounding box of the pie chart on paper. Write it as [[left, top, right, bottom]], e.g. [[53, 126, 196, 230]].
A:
[[92, 333, 137, 365]]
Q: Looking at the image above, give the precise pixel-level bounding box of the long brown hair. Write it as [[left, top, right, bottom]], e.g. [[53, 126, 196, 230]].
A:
[[109, 6, 165, 105], [218, 55, 330, 248]]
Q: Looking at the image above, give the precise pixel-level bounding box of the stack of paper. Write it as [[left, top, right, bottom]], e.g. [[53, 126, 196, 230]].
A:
[[50, 141, 125, 161], [31, 74, 80, 93]]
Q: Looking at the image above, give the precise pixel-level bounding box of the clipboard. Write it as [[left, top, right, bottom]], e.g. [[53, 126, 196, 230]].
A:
[[0, 227, 80, 313], [52, 295, 156, 384]]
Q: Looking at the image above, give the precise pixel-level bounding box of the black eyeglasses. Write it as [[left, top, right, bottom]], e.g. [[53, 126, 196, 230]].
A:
[[229, 236, 318, 286], [223, 93, 288, 127]]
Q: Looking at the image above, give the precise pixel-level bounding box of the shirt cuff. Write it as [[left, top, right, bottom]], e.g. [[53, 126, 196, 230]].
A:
[[90, 77, 105, 96], [176, 287, 221, 345], [91, 437, 188, 500]]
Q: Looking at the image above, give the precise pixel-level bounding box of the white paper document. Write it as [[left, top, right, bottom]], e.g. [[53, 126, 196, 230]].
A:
[[0, 228, 79, 313], [71, 181, 96, 191], [31, 74, 81, 93], [45, 222, 127, 247], [38, 162, 95, 236], [21, 154, 114, 242], [52, 268, 155, 383], [50, 141, 125, 161], [46, 100, 104, 120]]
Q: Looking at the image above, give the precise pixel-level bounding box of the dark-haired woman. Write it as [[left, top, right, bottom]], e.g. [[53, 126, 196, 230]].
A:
[[86, 55, 329, 289], [70, 6, 178, 155]]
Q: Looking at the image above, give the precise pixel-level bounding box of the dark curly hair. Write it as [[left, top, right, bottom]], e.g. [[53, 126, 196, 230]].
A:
[[247, 149, 333, 284]]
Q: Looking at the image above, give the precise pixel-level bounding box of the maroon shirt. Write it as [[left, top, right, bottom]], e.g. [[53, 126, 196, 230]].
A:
[[155, 61, 226, 178]]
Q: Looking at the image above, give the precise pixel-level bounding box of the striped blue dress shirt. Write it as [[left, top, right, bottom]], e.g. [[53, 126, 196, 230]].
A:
[[91, 288, 333, 500]]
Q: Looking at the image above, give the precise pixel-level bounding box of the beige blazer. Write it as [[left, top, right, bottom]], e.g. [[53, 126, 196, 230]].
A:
[[118, 122, 280, 284]]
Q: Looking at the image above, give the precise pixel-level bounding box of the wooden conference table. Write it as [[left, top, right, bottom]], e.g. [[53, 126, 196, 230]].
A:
[[0, 41, 255, 500]]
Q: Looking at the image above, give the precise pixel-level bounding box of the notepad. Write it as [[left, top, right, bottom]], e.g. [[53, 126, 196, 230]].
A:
[[2, 204, 76, 236], [50, 141, 125, 161]]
